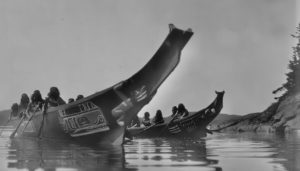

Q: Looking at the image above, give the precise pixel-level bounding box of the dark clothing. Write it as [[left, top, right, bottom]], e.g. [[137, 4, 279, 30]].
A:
[[142, 118, 151, 127], [177, 104, 189, 118], [46, 97, 66, 107], [182, 110, 189, 117], [27, 101, 44, 113], [176, 110, 188, 118], [152, 115, 164, 124], [76, 95, 84, 101], [10, 103, 19, 119], [68, 98, 75, 103]]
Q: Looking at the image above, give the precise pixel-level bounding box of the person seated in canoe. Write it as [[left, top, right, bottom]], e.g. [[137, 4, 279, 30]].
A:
[[152, 110, 164, 124], [76, 95, 84, 101], [18, 93, 30, 118], [111, 83, 148, 122], [19, 93, 30, 112], [142, 112, 151, 127], [171, 106, 178, 117], [45, 87, 66, 107], [177, 103, 189, 118], [26, 90, 45, 115], [9, 103, 19, 121], [68, 98, 75, 103]]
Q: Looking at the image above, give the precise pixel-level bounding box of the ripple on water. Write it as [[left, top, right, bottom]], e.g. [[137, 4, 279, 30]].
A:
[[0, 132, 298, 171]]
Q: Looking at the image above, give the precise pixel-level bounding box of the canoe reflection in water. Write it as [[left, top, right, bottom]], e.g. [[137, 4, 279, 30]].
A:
[[7, 138, 135, 171], [4, 132, 300, 171], [125, 138, 222, 171], [6, 137, 221, 171]]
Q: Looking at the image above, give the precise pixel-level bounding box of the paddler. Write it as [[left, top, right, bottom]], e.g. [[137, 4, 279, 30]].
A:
[[19, 93, 30, 111], [171, 106, 178, 117], [45, 87, 66, 107], [26, 90, 45, 115], [68, 98, 75, 103], [177, 103, 189, 118], [18, 93, 30, 118], [76, 95, 84, 101], [9, 103, 19, 121], [142, 112, 151, 127], [152, 110, 164, 124]]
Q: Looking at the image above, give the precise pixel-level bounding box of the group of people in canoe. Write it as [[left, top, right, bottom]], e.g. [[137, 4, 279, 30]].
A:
[[129, 103, 190, 128], [10, 82, 149, 124], [9, 87, 84, 120]]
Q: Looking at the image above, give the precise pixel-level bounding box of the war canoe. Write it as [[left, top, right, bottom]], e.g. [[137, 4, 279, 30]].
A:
[[15, 24, 193, 145], [128, 91, 225, 138]]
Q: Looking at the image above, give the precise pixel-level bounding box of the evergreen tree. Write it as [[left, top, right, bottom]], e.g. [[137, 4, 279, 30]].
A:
[[273, 24, 300, 100]]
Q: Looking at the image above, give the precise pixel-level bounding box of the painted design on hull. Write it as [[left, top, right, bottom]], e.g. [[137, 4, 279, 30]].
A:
[[168, 125, 182, 134], [58, 101, 109, 137]]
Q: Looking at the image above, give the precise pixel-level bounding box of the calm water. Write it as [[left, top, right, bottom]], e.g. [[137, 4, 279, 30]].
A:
[[0, 129, 299, 171]]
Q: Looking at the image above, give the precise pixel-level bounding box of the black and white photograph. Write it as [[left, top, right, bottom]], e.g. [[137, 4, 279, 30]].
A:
[[0, 0, 299, 170]]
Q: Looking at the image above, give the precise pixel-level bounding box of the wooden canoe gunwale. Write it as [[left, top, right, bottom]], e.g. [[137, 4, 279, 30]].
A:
[[17, 24, 194, 145], [129, 91, 225, 138]]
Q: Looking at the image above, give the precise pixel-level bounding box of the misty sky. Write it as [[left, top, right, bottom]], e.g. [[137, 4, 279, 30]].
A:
[[0, 0, 299, 116]]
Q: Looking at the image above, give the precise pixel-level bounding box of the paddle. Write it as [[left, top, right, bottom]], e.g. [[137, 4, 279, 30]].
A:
[[20, 112, 35, 135], [38, 102, 48, 138], [21, 106, 43, 135], [37, 113, 45, 138], [10, 114, 26, 138]]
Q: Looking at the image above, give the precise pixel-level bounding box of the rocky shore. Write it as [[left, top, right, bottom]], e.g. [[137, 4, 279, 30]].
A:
[[211, 92, 300, 134]]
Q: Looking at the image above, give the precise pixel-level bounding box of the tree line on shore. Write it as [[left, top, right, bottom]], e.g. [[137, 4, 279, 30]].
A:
[[273, 23, 300, 101]]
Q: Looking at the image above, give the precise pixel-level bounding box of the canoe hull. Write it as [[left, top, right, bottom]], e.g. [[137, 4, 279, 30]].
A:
[[15, 24, 194, 145], [20, 105, 125, 145], [129, 91, 225, 138], [128, 114, 210, 138]]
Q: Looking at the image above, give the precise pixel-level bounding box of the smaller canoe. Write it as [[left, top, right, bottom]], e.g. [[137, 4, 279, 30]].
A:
[[128, 91, 225, 138]]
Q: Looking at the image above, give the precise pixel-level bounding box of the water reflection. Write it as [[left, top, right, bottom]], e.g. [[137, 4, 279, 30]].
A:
[[248, 132, 300, 171], [1, 132, 299, 171], [7, 138, 131, 171], [205, 133, 299, 171], [125, 138, 222, 171]]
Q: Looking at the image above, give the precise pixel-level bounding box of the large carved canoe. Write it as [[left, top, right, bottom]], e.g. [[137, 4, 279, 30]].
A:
[[16, 24, 193, 145], [128, 91, 225, 138]]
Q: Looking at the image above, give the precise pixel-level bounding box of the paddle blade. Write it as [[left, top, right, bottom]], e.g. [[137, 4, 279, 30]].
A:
[[10, 116, 25, 138]]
